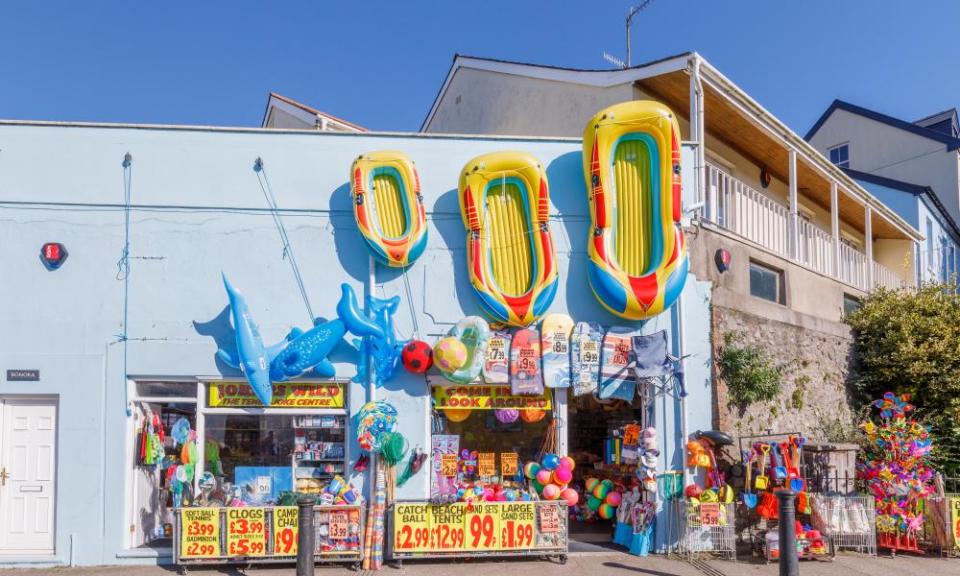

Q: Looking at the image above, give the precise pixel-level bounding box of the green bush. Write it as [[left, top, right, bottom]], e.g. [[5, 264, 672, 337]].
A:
[[719, 332, 783, 406], [846, 280, 960, 474]]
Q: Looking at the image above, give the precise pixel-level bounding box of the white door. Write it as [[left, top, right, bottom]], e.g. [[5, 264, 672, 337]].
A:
[[0, 400, 56, 554]]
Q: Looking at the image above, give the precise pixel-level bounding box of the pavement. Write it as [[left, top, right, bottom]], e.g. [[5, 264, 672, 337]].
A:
[[2, 549, 960, 576]]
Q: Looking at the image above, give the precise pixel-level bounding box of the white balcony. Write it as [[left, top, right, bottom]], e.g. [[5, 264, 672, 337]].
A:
[[705, 163, 908, 292]]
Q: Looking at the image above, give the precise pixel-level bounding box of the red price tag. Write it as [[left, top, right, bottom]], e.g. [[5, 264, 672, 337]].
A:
[[329, 510, 349, 540], [699, 503, 721, 526]]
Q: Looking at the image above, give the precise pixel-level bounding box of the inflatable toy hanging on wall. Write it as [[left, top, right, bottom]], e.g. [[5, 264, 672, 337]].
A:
[[435, 316, 491, 384], [582, 101, 688, 320], [458, 151, 558, 326], [217, 275, 385, 405], [351, 151, 428, 267], [351, 291, 408, 386]]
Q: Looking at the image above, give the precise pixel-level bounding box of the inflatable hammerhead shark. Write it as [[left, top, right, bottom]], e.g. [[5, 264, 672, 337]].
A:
[[217, 273, 383, 405]]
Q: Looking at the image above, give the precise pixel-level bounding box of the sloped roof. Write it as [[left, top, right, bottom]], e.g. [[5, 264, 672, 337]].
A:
[[805, 99, 960, 151], [262, 92, 366, 131], [844, 168, 960, 240]]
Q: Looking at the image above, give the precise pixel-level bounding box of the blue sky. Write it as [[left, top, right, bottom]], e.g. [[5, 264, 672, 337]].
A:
[[3, 1, 958, 136]]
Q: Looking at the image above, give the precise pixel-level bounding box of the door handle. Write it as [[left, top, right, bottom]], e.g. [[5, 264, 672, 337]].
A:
[[0, 468, 8, 486]]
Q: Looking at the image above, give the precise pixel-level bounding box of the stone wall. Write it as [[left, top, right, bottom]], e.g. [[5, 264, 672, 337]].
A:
[[712, 305, 858, 444]]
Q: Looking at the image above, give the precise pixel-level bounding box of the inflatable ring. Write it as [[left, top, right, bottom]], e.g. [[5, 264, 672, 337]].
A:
[[351, 150, 428, 268], [437, 317, 490, 384], [582, 101, 689, 320], [459, 151, 558, 326]]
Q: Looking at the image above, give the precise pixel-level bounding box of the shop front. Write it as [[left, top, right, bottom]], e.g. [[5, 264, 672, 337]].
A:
[[0, 108, 713, 566]]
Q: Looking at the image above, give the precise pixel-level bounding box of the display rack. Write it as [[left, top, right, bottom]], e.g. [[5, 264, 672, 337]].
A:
[[292, 415, 346, 494], [810, 494, 876, 555], [675, 500, 736, 560]]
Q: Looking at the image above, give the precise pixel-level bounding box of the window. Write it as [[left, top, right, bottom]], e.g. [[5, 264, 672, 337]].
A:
[[843, 294, 861, 316], [749, 260, 785, 304], [828, 144, 849, 168]]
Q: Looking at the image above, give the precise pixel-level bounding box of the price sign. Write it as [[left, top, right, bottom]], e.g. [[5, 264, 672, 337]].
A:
[[478, 453, 496, 477], [582, 341, 599, 364], [226, 508, 267, 557], [427, 504, 466, 551], [180, 508, 221, 558], [393, 504, 431, 552], [538, 504, 561, 534], [501, 453, 519, 477], [272, 507, 298, 556], [499, 503, 536, 549], [487, 338, 506, 360], [464, 503, 500, 550], [329, 510, 349, 540], [950, 498, 960, 543], [699, 503, 721, 527], [441, 454, 458, 477]]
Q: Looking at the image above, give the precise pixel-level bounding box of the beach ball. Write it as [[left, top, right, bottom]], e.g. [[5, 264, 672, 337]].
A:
[[587, 496, 602, 511], [445, 408, 471, 422], [536, 469, 553, 485], [553, 467, 573, 485], [433, 337, 467, 371], [585, 478, 599, 492], [524, 462, 541, 479], [601, 479, 614, 489], [560, 488, 579, 507], [401, 340, 434, 373], [494, 409, 519, 423], [520, 409, 546, 423], [543, 484, 561, 500], [605, 491, 622, 507], [598, 503, 615, 520], [542, 453, 560, 470], [593, 483, 610, 500], [559, 456, 575, 471]]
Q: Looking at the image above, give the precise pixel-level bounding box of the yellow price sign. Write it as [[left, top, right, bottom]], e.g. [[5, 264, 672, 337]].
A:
[[499, 503, 536, 549], [441, 454, 458, 477], [226, 508, 267, 557], [478, 453, 496, 477], [393, 503, 431, 552], [180, 508, 221, 558], [501, 453, 519, 477], [427, 504, 466, 551], [464, 503, 500, 550], [272, 507, 298, 556]]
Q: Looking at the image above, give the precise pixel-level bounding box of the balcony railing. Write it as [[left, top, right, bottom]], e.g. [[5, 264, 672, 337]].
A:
[[705, 163, 908, 292]]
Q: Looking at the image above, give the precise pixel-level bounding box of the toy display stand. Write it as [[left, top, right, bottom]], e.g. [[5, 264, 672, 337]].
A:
[[173, 504, 364, 572], [810, 494, 876, 555], [923, 494, 960, 556], [675, 499, 736, 560], [877, 530, 923, 555], [758, 522, 833, 563]]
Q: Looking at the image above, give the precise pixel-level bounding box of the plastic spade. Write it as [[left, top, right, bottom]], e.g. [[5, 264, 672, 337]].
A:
[[741, 449, 757, 508], [772, 442, 787, 480], [755, 444, 770, 490]]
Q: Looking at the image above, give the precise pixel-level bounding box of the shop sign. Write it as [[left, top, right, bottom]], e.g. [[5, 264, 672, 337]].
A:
[[209, 382, 344, 408], [432, 385, 551, 410], [6, 369, 39, 381], [393, 502, 537, 553], [226, 507, 267, 557], [272, 506, 298, 556], [699, 503, 721, 527], [180, 508, 221, 558]]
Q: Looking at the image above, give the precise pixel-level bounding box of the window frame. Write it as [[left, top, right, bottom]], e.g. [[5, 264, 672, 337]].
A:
[[828, 143, 849, 169], [748, 260, 786, 304]]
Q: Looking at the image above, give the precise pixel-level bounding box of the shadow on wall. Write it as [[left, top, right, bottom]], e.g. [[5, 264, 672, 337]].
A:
[[329, 182, 370, 283], [193, 305, 243, 377], [427, 187, 486, 326]]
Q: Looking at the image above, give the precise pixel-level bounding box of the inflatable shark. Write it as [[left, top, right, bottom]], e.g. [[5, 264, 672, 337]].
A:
[[217, 274, 383, 405]]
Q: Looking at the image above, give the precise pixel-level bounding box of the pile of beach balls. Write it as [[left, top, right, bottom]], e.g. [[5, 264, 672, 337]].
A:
[[524, 453, 579, 506], [584, 478, 622, 520]]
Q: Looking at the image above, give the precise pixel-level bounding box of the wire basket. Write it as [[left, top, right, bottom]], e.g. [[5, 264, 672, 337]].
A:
[[810, 494, 876, 555], [675, 500, 736, 560]]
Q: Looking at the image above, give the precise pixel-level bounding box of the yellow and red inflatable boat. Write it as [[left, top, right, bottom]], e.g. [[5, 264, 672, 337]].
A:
[[582, 101, 688, 320], [351, 151, 428, 267], [459, 151, 558, 327]]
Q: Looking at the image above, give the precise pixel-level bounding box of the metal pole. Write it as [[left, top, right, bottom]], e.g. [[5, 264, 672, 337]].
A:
[[626, 12, 631, 68], [777, 490, 799, 576], [296, 497, 315, 576]]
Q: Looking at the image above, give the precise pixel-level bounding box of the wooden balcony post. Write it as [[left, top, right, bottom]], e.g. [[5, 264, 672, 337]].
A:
[[788, 149, 799, 260], [831, 182, 840, 277], [865, 204, 874, 290]]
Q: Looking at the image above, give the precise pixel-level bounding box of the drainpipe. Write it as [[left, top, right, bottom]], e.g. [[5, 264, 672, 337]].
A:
[[677, 293, 690, 492]]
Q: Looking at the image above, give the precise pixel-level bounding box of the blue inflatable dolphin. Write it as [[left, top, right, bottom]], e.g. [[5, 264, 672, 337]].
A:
[[218, 276, 384, 406]]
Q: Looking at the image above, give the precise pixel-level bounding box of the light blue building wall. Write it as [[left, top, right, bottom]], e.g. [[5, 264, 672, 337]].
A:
[[0, 122, 712, 565]]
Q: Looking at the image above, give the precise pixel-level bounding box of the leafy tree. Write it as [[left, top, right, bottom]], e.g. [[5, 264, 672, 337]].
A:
[[846, 280, 960, 474]]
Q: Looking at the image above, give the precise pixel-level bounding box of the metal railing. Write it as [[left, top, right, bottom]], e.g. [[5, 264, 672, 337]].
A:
[[704, 163, 908, 292]]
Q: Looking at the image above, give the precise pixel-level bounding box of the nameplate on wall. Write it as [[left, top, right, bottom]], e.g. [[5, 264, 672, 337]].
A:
[[6, 370, 39, 381]]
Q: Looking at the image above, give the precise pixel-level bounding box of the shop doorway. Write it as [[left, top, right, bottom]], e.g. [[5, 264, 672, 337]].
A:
[[0, 399, 57, 555]]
